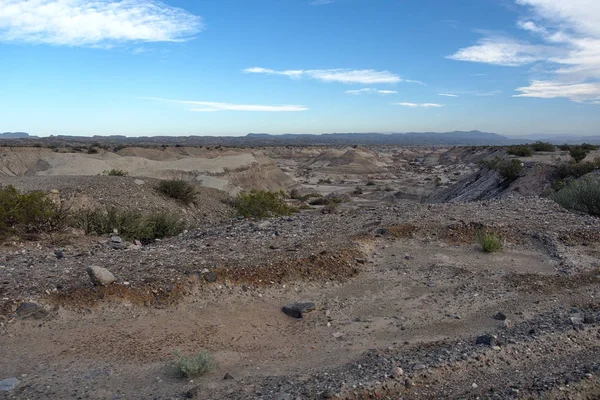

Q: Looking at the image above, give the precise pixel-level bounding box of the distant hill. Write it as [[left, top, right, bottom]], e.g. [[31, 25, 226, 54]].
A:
[[507, 134, 600, 145], [0, 132, 31, 139], [246, 131, 525, 146]]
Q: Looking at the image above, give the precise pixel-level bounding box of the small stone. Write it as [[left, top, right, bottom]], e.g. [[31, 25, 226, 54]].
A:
[[282, 302, 316, 319], [16, 302, 48, 320], [110, 236, 123, 243], [185, 386, 200, 398], [584, 314, 596, 324], [223, 373, 234, 380], [203, 271, 218, 283], [476, 334, 496, 346], [87, 266, 116, 286], [472, 383, 478, 389], [54, 249, 64, 259], [0, 377, 19, 392], [571, 315, 585, 326], [502, 319, 512, 329], [355, 258, 366, 264], [404, 378, 414, 388], [134, 179, 145, 185], [392, 367, 404, 378], [333, 332, 344, 339], [493, 312, 507, 321]]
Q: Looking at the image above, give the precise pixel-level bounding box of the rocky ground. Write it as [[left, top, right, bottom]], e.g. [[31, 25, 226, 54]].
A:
[[1, 146, 600, 399]]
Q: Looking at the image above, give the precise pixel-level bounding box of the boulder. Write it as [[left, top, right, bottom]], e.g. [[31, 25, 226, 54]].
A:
[[16, 302, 48, 320], [87, 266, 116, 286], [0, 377, 19, 392]]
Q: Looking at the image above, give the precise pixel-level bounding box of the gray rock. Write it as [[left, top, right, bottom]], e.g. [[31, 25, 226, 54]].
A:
[[282, 302, 317, 319], [476, 334, 497, 346], [571, 315, 585, 326], [110, 242, 126, 250], [493, 312, 507, 321], [584, 314, 596, 324], [203, 271, 218, 283], [87, 266, 116, 286], [110, 236, 123, 243], [16, 302, 48, 320], [404, 378, 414, 388], [0, 377, 19, 392], [223, 373, 234, 380]]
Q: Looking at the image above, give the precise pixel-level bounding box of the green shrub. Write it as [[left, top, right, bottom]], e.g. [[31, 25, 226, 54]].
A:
[[173, 350, 214, 378], [479, 156, 502, 170], [530, 141, 555, 152], [507, 145, 533, 157], [550, 177, 600, 216], [308, 194, 345, 206], [554, 161, 598, 180], [570, 146, 590, 163], [497, 159, 523, 181], [157, 179, 196, 204], [87, 147, 99, 154], [106, 169, 128, 176], [0, 186, 62, 237], [70, 208, 185, 240], [476, 231, 503, 253], [234, 190, 295, 218], [557, 143, 571, 151], [581, 143, 599, 151]]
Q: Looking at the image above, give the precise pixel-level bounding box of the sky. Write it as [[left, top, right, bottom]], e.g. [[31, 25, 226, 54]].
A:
[[1, 0, 599, 137]]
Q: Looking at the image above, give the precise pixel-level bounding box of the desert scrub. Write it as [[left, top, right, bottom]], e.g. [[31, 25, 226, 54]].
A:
[[530, 141, 555, 152], [550, 177, 600, 216], [0, 185, 63, 238], [234, 190, 295, 218], [157, 179, 196, 204], [569, 146, 590, 163], [71, 208, 186, 241], [476, 230, 503, 253], [105, 169, 128, 176], [497, 159, 523, 182], [173, 350, 214, 378], [507, 145, 533, 157]]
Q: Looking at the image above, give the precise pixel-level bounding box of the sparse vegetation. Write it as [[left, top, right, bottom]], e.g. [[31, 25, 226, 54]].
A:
[[106, 169, 128, 176], [365, 180, 376, 186], [497, 159, 523, 182], [234, 190, 296, 218], [530, 141, 555, 152], [157, 179, 196, 204], [308, 194, 346, 206], [0, 185, 63, 238], [71, 208, 186, 241], [507, 145, 533, 157], [476, 230, 503, 253], [173, 350, 214, 378], [550, 177, 600, 216], [569, 146, 590, 163]]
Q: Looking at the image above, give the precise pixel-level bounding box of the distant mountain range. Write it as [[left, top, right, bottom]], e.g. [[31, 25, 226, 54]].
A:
[[2, 130, 599, 146]]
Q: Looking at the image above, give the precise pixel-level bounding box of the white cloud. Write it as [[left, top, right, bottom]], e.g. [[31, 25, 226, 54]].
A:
[[0, 0, 203, 46], [244, 67, 404, 84], [448, 0, 600, 103], [438, 93, 458, 97], [140, 97, 308, 112], [393, 102, 444, 108], [345, 88, 397, 95], [310, 0, 333, 5]]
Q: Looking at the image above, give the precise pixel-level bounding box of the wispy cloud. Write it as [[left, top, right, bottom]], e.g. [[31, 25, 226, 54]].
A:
[[438, 93, 458, 97], [476, 90, 502, 96], [345, 88, 397, 95], [0, 0, 203, 46], [310, 0, 333, 5], [140, 97, 308, 112], [393, 102, 444, 108], [448, 0, 600, 103], [244, 67, 406, 84]]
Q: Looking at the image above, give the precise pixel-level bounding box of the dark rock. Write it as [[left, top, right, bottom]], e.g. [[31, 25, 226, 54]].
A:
[[528, 328, 536, 335], [355, 258, 366, 264], [405, 378, 414, 388], [54, 249, 63, 259], [203, 271, 218, 283], [223, 373, 234, 380], [185, 386, 200, 398], [282, 302, 317, 319], [16, 302, 48, 319], [321, 389, 335, 398], [584, 314, 596, 324], [493, 312, 507, 321], [476, 334, 496, 346]]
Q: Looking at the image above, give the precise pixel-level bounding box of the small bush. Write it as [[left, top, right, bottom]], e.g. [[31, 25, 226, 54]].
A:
[[106, 169, 128, 176], [0, 186, 62, 238], [317, 178, 332, 184], [479, 156, 502, 170], [507, 145, 533, 157], [234, 190, 295, 218], [173, 350, 214, 378], [309, 194, 345, 206], [569, 146, 590, 163], [497, 159, 523, 182], [581, 143, 599, 151], [476, 231, 503, 253], [70, 208, 186, 240], [157, 179, 196, 204], [530, 141, 555, 152], [87, 147, 99, 154], [550, 177, 600, 216], [557, 143, 571, 151], [554, 161, 598, 180]]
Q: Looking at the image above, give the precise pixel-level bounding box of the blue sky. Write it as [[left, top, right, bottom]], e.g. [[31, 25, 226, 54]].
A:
[[1, 0, 599, 137]]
